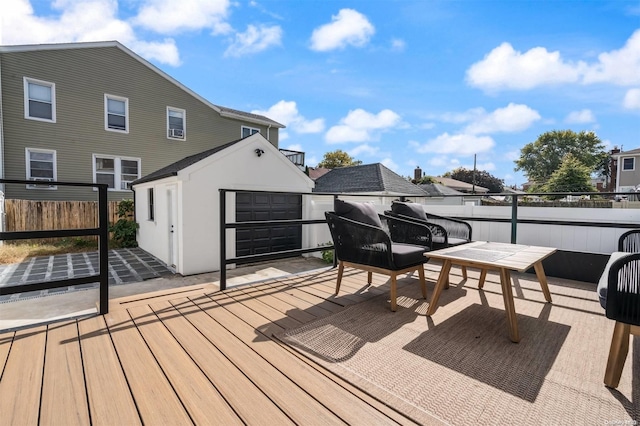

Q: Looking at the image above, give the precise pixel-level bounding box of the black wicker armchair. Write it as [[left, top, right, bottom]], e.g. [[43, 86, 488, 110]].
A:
[[596, 232, 640, 388], [386, 201, 472, 282], [618, 229, 640, 252], [325, 199, 433, 311]]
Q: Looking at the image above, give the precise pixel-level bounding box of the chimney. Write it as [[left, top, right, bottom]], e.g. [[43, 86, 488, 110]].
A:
[[414, 166, 423, 182]]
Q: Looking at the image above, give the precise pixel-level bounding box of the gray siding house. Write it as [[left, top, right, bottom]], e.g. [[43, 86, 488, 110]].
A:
[[613, 147, 640, 193], [0, 41, 284, 201]]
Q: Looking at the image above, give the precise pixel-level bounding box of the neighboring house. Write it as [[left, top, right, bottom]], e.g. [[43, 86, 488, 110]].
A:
[[612, 147, 640, 194], [432, 177, 489, 194], [132, 133, 314, 275], [312, 163, 428, 197], [417, 182, 467, 205], [306, 166, 331, 181], [0, 41, 284, 201]]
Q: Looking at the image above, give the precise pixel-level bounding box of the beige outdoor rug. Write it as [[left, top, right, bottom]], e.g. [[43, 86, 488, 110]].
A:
[[278, 269, 639, 425]]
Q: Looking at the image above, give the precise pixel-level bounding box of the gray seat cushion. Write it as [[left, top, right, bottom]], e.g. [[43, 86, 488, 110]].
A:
[[335, 199, 382, 228], [391, 201, 426, 220], [391, 243, 428, 268], [597, 252, 633, 309]]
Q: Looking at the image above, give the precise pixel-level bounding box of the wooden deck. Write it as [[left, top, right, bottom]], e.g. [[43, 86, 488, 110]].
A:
[[0, 265, 439, 426]]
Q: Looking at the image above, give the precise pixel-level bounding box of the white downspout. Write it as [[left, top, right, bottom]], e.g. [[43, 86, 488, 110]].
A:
[[0, 56, 5, 241]]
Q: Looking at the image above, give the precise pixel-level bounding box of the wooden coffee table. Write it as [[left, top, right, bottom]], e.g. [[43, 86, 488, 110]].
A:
[[425, 241, 557, 342]]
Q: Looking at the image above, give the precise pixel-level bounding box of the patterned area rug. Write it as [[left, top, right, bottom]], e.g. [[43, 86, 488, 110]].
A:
[[277, 270, 639, 425]]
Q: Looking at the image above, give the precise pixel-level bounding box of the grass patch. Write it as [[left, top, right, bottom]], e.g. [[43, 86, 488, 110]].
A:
[[0, 238, 98, 264]]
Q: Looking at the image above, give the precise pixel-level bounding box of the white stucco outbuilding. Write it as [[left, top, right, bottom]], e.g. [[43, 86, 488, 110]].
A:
[[132, 133, 315, 275]]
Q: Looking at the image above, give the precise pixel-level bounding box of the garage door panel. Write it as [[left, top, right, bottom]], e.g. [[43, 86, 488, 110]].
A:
[[235, 193, 302, 257]]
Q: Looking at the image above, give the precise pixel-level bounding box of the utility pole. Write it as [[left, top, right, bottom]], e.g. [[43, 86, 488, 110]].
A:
[[472, 154, 477, 194]]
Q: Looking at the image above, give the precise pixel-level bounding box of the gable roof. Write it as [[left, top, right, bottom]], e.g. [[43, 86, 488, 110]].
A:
[[433, 177, 489, 193], [0, 41, 284, 129], [613, 147, 640, 157], [132, 138, 245, 185], [418, 183, 464, 196], [306, 167, 331, 180], [313, 163, 427, 195]]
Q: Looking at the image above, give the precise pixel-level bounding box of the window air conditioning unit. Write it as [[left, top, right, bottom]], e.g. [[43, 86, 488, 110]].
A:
[[29, 177, 55, 188], [121, 181, 133, 190], [169, 128, 184, 138]]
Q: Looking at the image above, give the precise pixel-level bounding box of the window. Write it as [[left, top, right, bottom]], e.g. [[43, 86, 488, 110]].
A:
[[622, 158, 635, 171], [25, 148, 57, 189], [148, 188, 155, 221], [241, 126, 260, 138], [93, 154, 140, 191], [167, 107, 186, 139], [24, 77, 56, 122], [105, 94, 129, 132]]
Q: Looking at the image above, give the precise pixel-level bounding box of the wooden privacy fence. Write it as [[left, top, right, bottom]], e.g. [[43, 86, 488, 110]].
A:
[[3, 199, 124, 244]]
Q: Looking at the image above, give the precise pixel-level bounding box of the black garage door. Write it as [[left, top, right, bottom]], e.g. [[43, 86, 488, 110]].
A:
[[235, 192, 302, 257]]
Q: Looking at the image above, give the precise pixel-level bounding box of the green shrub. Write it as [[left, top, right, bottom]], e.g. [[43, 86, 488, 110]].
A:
[[110, 199, 139, 248], [319, 242, 334, 264]]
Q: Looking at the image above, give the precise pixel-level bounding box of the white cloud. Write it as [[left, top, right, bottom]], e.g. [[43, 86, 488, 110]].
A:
[[1, 0, 181, 66], [427, 156, 461, 170], [466, 29, 640, 91], [381, 158, 398, 171], [285, 144, 303, 151], [134, 0, 232, 35], [310, 9, 374, 52], [565, 109, 596, 124], [416, 133, 495, 155], [466, 42, 582, 90], [252, 100, 325, 134], [623, 88, 640, 110], [464, 103, 541, 134], [391, 38, 406, 52], [349, 144, 379, 157], [582, 29, 640, 85], [325, 108, 402, 143], [224, 24, 282, 57]]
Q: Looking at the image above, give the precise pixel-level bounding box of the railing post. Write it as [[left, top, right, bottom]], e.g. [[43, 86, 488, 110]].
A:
[[98, 184, 109, 314], [219, 189, 226, 291], [510, 194, 518, 244]]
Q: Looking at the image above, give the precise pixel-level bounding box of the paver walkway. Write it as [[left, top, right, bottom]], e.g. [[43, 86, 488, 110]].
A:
[[0, 248, 173, 302]]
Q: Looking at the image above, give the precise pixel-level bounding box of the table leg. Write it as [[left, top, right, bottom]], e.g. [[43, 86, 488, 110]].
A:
[[500, 268, 520, 343], [478, 269, 487, 289], [427, 260, 452, 316], [533, 261, 553, 303]]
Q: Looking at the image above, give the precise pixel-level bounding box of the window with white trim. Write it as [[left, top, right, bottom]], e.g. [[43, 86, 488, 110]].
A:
[[105, 94, 129, 132], [25, 148, 57, 189], [622, 157, 635, 171], [241, 126, 260, 138], [93, 154, 140, 191], [167, 107, 186, 139], [24, 77, 56, 122]]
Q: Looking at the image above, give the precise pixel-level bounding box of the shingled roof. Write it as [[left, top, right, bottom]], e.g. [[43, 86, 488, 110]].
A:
[[132, 138, 244, 185], [418, 183, 465, 196], [313, 163, 427, 195]]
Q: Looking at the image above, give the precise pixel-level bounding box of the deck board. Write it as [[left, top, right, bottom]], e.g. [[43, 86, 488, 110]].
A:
[[127, 304, 243, 425], [151, 299, 295, 425], [104, 309, 193, 425], [0, 325, 46, 426], [40, 321, 90, 426], [0, 266, 435, 426]]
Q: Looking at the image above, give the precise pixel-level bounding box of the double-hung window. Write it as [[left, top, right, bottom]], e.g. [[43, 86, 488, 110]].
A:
[[622, 158, 635, 171], [24, 77, 56, 122], [93, 154, 140, 191], [167, 107, 186, 139], [105, 94, 129, 132], [241, 126, 260, 138], [25, 148, 57, 189]]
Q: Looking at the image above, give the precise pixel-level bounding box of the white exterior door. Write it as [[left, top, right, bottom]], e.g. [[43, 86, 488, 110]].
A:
[[167, 185, 178, 270]]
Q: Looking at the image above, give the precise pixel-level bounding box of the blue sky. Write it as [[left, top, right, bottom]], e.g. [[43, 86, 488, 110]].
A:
[[3, 0, 640, 186]]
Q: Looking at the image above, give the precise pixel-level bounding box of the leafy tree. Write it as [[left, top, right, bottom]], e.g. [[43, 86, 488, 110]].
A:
[[443, 167, 504, 193], [542, 154, 596, 198], [515, 130, 607, 183], [317, 150, 362, 168], [416, 176, 437, 184]]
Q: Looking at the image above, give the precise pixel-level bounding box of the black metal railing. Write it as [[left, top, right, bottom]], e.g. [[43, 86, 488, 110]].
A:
[[218, 188, 640, 290], [0, 179, 110, 314]]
